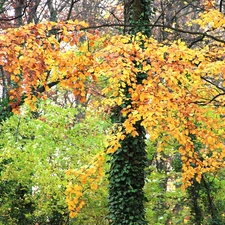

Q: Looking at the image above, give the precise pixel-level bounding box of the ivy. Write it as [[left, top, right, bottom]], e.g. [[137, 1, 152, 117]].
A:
[[107, 0, 154, 224]]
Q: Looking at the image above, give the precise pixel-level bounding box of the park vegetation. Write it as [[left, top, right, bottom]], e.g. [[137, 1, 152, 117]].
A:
[[1, 0, 225, 224]]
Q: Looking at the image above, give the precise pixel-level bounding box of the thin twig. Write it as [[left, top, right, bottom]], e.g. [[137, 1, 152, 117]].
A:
[[15, 117, 21, 142]]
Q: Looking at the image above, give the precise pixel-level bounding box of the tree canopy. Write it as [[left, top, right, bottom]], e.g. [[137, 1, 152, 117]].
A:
[[1, 0, 225, 224]]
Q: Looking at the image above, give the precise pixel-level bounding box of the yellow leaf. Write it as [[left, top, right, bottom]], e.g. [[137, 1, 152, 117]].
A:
[[90, 183, 98, 190]]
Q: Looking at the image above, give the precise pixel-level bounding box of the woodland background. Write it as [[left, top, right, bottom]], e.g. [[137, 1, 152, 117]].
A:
[[0, 0, 225, 224]]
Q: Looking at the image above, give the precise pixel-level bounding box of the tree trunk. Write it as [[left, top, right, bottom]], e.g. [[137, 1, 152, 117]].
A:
[[107, 1, 153, 224], [15, 0, 24, 27], [47, 0, 57, 22]]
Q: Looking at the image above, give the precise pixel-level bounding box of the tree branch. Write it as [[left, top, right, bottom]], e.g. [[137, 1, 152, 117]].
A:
[[36, 80, 60, 93], [188, 35, 205, 48], [219, 0, 224, 12], [0, 0, 30, 22], [193, 76, 225, 106], [201, 76, 225, 93], [81, 23, 225, 44], [194, 92, 225, 106], [66, 0, 81, 20]]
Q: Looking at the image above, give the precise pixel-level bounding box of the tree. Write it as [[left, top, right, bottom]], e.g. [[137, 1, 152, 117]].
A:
[[152, 0, 205, 43], [1, 0, 225, 224], [106, 1, 153, 224], [0, 99, 109, 224], [96, 4, 225, 224], [0, 0, 122, 123]]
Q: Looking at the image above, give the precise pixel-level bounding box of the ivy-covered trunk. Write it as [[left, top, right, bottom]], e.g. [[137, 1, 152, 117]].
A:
[[108, 1, 153, 224]]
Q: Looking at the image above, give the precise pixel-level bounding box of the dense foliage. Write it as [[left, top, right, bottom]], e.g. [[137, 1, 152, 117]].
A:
[[1, 1, 225, 224], [0, 101, 109, 224]]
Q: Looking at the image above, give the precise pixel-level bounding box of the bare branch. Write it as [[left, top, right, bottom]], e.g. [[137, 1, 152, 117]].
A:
[[188, 35, 205, 48], [219, 0, 224, 12], [193, 76, 225, 106], [0, 1, 29, 22], [194, 92, 225, 106], [80, 23, 225, 44], [67, 0, 81, 20], [201, 76, 225, 93]]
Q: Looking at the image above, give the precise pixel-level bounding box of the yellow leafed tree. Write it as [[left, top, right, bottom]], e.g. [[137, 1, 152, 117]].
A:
[[0, 1, 225, 222]]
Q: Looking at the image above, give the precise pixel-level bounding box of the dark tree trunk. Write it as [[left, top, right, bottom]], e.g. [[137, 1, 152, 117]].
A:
[[15, 0, 24, 27]]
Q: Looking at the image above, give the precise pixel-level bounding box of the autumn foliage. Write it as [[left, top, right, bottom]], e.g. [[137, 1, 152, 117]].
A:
[[100, 33, 225, 189], [0, 20, 99, 112], [1, 6, 225, 218]]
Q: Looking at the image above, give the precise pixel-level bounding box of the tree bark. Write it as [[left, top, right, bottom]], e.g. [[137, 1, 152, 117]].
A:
[[15, 0, 24, 27]]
